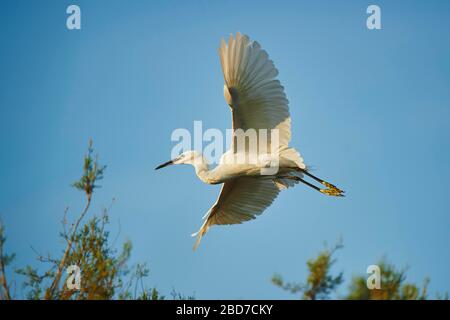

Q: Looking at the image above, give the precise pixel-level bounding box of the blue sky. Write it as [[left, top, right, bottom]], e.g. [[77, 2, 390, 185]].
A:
[[1, 0, 449, 299]]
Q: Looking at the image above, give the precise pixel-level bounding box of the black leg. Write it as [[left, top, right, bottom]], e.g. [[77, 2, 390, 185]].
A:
[[299, 169, 345, 195]]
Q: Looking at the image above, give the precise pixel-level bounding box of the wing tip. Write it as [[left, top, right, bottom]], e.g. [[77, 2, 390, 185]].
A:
[[191, 221, 210, 251]]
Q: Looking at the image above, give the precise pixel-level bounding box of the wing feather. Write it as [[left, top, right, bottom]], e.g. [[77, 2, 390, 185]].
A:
[[219, 32, 291, 149], [192, 177, 280, 250]]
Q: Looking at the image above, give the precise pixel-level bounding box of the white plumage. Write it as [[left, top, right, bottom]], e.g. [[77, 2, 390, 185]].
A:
[[220, 32, 291, 148], [156, 33, 344, 250]]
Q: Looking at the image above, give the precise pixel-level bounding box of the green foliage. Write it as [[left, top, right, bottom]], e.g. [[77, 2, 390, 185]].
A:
[[0, 140, 190, 300], [346, 260, 430, 300], [272, 241, 344, 300], [169, 288, 196, 300], [0, 222, 16, 299], [15, 266, 54, 300], [13, 212, 158, 300], [59, 214, 131, 299], [273, 241, 447, 300], [0, 224, 15, 267], [72, 139, 106, 198]]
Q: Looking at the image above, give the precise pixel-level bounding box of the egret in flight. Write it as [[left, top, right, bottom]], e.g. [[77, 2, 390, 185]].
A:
[[156, 32, 344, 250]]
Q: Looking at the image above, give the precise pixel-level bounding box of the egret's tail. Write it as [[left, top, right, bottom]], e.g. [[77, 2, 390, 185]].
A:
[[277, 146, 344, 196], [278, 146, 306, 170]]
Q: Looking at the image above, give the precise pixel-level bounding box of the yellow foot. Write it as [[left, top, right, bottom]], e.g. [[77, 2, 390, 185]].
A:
[[322, 181, 338, 190], [320, 183, 345, 197]]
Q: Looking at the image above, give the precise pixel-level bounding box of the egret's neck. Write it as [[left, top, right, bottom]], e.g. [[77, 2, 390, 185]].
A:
[[191, 154, 212, 184]]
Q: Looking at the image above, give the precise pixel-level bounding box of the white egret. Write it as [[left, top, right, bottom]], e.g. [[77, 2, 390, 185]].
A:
[[156, 32, 344, 250]]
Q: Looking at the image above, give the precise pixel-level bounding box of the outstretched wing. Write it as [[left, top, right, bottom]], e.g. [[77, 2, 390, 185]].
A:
[[219, 32, 291, 148], [191, 33, 295, 250], [192, 177, 280, 250]]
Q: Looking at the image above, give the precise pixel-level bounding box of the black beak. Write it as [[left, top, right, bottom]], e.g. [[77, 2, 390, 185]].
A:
[[155, 159, 174, 170]]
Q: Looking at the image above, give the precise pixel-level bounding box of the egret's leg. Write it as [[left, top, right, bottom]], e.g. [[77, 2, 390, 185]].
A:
[[280, 174, 344, 197], [299, 169, 345, 195]]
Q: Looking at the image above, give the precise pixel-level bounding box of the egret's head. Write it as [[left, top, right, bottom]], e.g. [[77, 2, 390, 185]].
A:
[[155, 151, 199, 170]]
